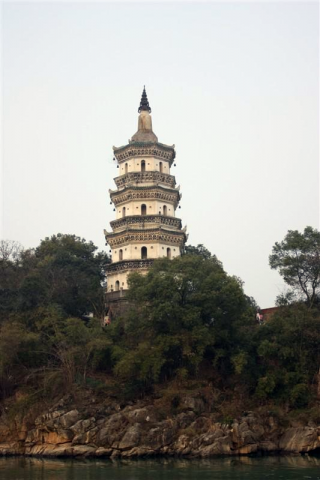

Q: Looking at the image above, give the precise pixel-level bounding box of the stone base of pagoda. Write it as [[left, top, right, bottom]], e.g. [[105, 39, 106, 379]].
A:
[[105, 289, 130, 320]]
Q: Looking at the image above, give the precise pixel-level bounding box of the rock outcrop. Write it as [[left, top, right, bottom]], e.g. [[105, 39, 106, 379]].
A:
[[0, 397, 319, 458]]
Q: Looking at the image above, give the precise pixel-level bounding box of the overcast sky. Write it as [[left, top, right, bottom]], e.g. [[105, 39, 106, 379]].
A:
[[2, 1, 319, 308]]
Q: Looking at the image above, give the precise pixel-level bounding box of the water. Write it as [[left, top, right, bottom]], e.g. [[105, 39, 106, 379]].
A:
[[0, 456, 320, 480]]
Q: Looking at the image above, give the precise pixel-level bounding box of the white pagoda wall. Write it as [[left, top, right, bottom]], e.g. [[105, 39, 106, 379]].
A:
[[111, 242, 181, 263], [119, 156, 171, 175], [107, 269, 149, 292], [116, 200, 176, 219]]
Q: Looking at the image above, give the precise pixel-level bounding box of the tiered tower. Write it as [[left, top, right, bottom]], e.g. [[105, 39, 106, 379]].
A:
[[104, 88, 187, 300]]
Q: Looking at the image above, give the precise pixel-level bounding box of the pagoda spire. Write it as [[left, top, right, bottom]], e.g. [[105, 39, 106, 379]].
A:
[[138, 86, 151, 113], [131, 86, 157, 142]]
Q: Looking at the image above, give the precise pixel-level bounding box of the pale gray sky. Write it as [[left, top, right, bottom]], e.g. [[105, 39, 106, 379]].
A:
[[2, 1, 319, 307]]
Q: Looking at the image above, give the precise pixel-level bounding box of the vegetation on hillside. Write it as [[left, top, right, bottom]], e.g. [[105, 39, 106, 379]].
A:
[[0, 230, 319, 419], [270, 226, 320, 307]]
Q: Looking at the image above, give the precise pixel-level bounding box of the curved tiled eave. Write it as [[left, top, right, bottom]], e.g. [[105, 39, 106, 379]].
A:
[[105, 227, 187, 248], [114, 171, 176, 190], [110, 185, 181, 207], [113, 142, 175, 165]]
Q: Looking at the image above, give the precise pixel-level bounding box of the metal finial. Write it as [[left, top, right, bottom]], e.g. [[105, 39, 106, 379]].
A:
[[138, 86, 151, 113]]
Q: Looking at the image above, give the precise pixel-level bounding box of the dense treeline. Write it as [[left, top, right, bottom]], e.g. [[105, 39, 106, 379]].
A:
[[0, 235, 110, 399], [0, 231, 319, 418]]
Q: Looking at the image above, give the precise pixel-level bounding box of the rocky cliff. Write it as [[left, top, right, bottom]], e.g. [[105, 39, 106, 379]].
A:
[[0, 395, 319, 458]]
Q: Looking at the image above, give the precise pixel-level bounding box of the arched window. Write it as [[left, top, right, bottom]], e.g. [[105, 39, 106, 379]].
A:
[[119, 249, 123, 261], [122, 207, 126, 218], [125, 163, 128, 174], [159, 162, 163, 173], [141, 204, 147, 216], [163, 205, 167, 216], [167, 247, 171, 259], [141, 160, 146, 172], [141, 246, 147, 259], [115, 281, 120, 291]]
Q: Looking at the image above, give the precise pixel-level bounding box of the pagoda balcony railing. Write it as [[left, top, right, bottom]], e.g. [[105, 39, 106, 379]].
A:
[[105, 290, 127, 301], [114, 171, 176, 189], [106, 259, 154, 273], [110, 215, 182, 230]]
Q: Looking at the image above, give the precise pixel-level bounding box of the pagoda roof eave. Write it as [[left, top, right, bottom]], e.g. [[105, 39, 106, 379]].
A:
[[113, 141, 176, 155], [104, 226, 187, 242], [110, 184, 179, 198]]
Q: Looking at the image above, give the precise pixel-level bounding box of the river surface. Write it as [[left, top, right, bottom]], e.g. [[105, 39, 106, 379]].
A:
[[0, 456, 320, 480]]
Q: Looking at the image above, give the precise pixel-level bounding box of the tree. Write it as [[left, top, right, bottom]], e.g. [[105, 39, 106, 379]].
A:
[[0, 234, 110, 324], [0, 321, 40, 398], [36, 310, 111, 388], [0, 234, 112, 399], [111, 254, 251, 393], [0, 240, 24, 320], [0, 304, 111, 399], [18, 234, 110, 319], [0, 240, 23, 262], [253, 304, 320, 406], [269, 226, 320, 307], [184, 244, 212, 260]]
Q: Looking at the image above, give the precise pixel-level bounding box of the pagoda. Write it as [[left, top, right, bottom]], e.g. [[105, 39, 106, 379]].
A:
[[104, 87, 187, 305]]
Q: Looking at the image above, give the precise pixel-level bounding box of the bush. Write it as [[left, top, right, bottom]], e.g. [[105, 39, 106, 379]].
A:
[[289, 383, 310, 408]]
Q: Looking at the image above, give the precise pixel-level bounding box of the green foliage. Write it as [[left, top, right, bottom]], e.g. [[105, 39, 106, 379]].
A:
[[109, 253, 252, 395], [0, 241, 24, 317], [289, 384, 310, 408], [1, 233, 319, 418], [269, 226, 320, 307], [255, 375, 277, 400], [231, 351, 249, 375], [0, 234, 110, 323], [184, 244, 212, 260], [0, 234, 111, 400], [0, 321, 40, 392], [104, 247, 320, 408], [33, 234, 110, 317], [275, 290, 296, 307], [36, 311, 111, 388], [252, 303, 320, 403]]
